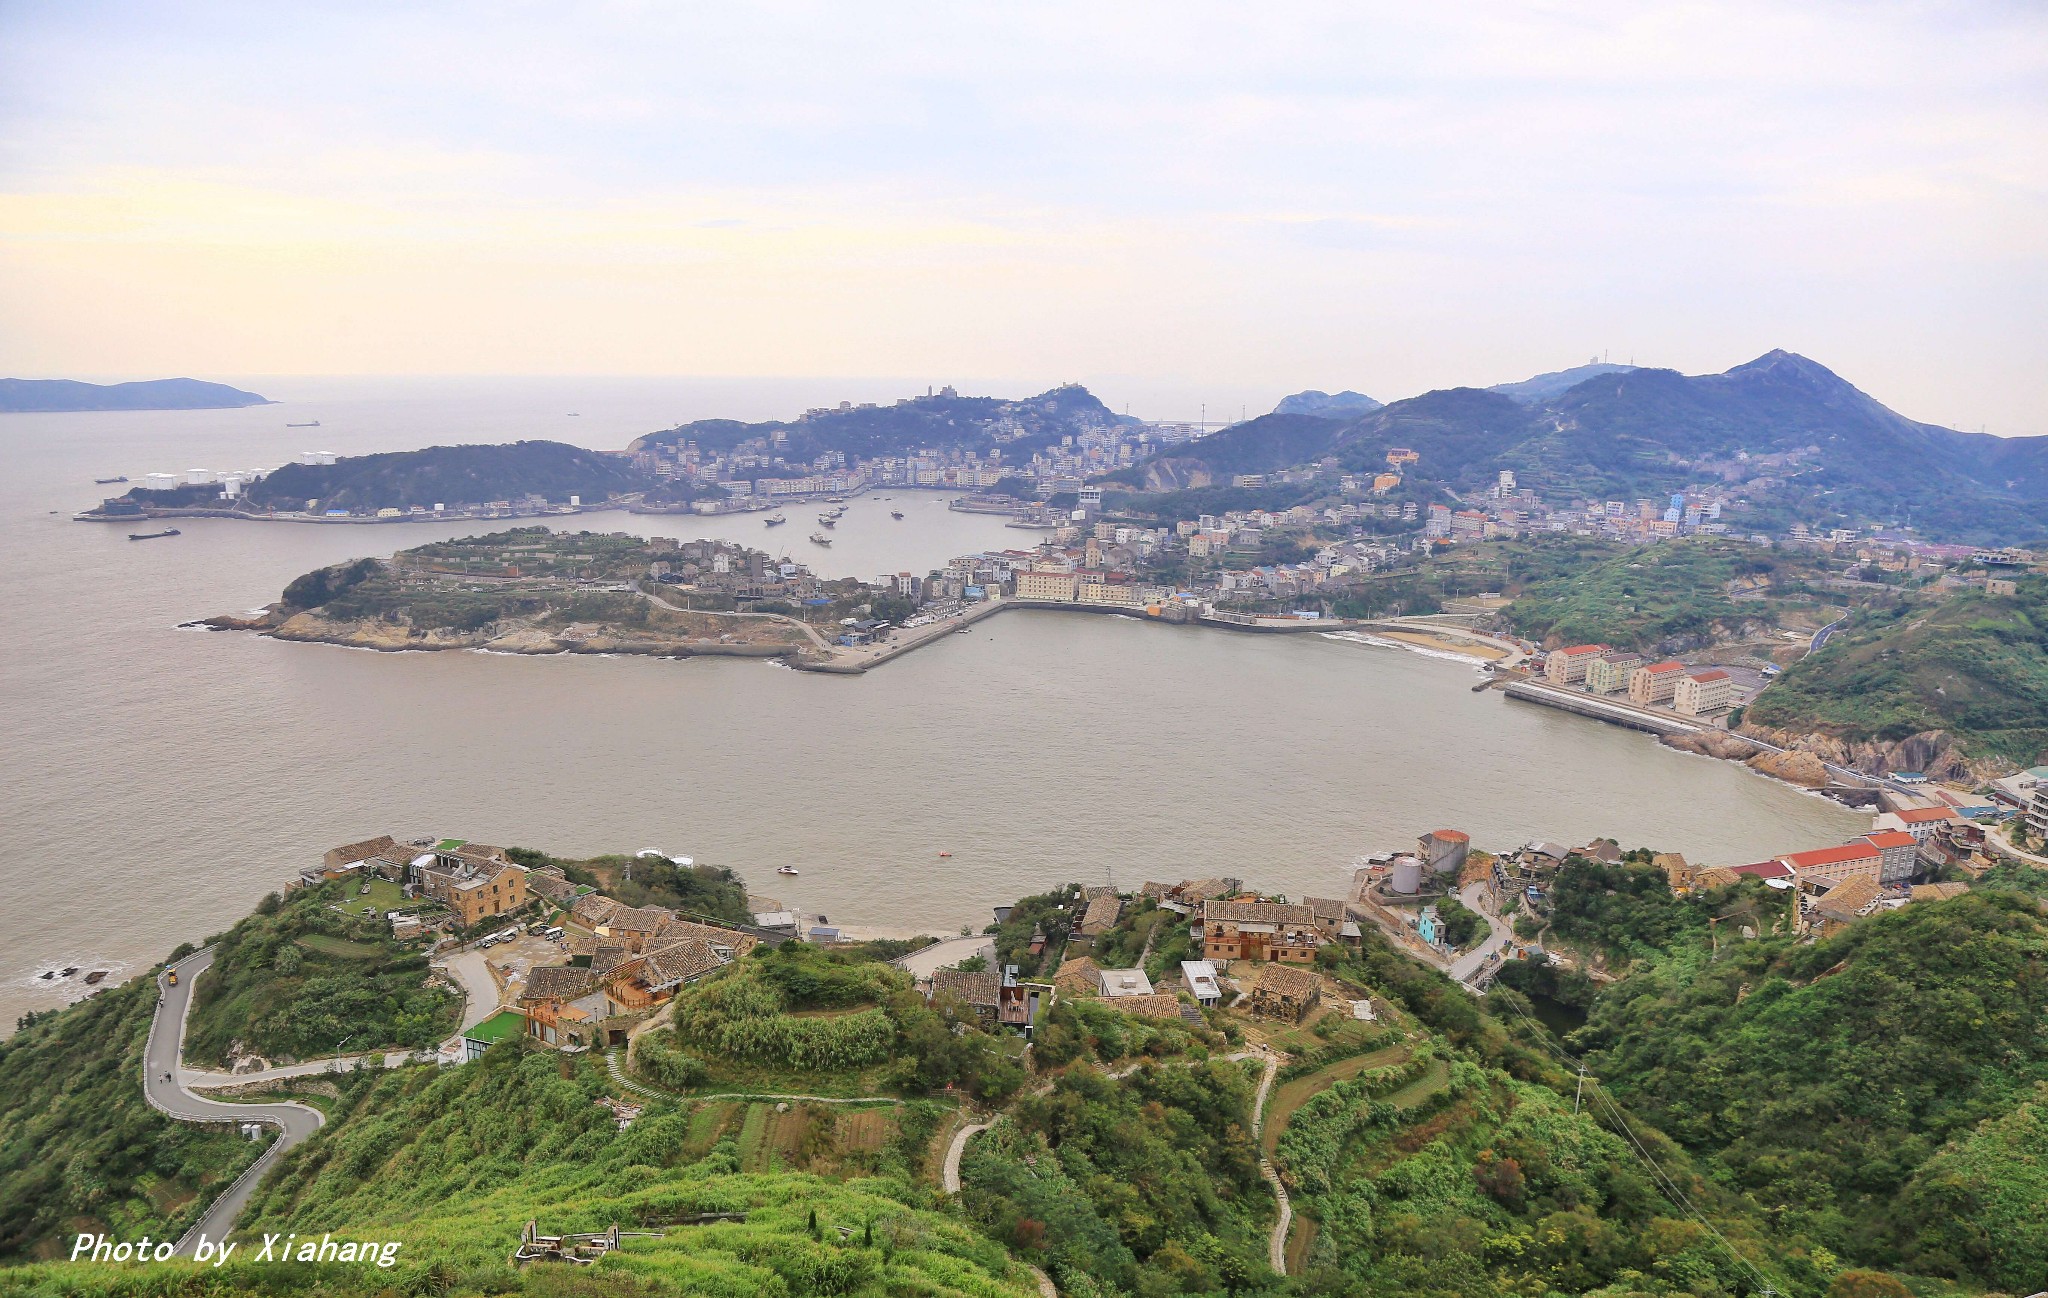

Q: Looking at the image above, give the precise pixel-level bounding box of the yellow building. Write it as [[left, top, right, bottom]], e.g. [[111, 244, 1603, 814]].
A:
[[1016, 570, 1080, 601]]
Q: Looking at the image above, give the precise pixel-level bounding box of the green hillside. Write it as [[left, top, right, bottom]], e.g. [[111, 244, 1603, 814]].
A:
[[184, 883, 458, 1068], [634, 383, 1131, 464], [1746, 574, 2048, 764], [242, 441, 647, 511], [1505, 538, 1757, 651], [0, 978, 265, 1262], [1574, 891, 2048, 1285]]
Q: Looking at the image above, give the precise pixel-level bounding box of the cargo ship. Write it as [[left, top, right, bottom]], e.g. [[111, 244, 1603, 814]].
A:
[[128, 528, 181, 541]]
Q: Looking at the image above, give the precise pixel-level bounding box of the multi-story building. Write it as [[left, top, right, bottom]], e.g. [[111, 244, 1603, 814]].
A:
[[1629, 660, 1688, 706], [1583, 651, 1644, 695], [1776, 840, 1883, 889], [1016, 570, 1080, 601], [1197, 900, 1325, 964], [416, 845, 530, 927], [1673, 670, 1735, 715], [1545, 644, 1609, 685]]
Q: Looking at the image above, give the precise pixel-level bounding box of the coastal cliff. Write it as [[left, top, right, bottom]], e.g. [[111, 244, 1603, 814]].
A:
[[207, 608, 800, 660], [1658, 723, 1991, 787]]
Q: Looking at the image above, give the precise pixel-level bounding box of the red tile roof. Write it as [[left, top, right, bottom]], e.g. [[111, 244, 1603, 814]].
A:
[[1726, 860, 1794, 879], [1863, 831, 1917, 849], [1690, 670, 1731, 682], [1896, 806, 1956, 823], [1779, 843, 1881, 869], [1428, 829, 1469, 842], [1559, 644, 1608, 656], [1642, 660, 1686, 673]]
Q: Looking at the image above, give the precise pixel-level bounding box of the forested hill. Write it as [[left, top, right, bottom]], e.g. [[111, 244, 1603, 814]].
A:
[[630, 383, 1133, 462], [1746, 573, 2048, 767], [1573, 889, 2048, 1292], [0, 376, 271, 412], [1116, 351, 2048, 544], [239, 441, 645, 511]]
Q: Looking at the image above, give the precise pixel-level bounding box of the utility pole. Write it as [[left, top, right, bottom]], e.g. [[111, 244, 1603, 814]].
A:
[[1574, 1061, 1588, 1115]]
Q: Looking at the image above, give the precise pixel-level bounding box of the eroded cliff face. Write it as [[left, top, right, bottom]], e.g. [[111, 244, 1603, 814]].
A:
[[260, 611, 789, 659], [1734, 724, 1996, 782], [1660, 730, 1833, 787]]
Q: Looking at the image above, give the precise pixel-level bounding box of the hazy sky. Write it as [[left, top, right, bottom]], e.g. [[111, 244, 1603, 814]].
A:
[[2, 2, 2043, 430]]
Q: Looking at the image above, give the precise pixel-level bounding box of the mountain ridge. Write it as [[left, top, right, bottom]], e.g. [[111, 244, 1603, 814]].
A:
[[0, 376, 272, 413]]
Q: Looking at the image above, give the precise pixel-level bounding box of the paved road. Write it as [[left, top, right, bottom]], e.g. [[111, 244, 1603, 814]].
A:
[[941, 1118, 996, 1194], [1807, 617, 1846, 656], [1449, 881, 1515, 985], [144, 949, 326, 1254]]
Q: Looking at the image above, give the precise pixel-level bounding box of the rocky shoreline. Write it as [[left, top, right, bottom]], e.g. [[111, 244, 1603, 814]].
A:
[[1657, 723, 1989, 791], [195, 608, 798, 661]]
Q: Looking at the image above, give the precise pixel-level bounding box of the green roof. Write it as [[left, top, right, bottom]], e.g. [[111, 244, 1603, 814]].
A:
[[463, 1008, 526, 1045], [435, 838, 469, 851]]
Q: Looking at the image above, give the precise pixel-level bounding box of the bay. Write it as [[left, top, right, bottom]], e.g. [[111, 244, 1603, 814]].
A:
[[0, 377, 1860, 1029]]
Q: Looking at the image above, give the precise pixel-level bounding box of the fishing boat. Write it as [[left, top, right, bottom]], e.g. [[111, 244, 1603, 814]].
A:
[[937, 851, 952, 858], [94, 475, 128, 484], [890, 510, 904, 520], [285, 420, 321, 427], [128, 528, 181, 541], [809, 532, 832, 546], [764, 513, 787, 526], [817, 516, 836, 527], [776, 865, 799, 876]]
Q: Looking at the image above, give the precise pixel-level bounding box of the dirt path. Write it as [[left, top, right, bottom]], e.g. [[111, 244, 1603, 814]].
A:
[[635, 583, 836, 654], [1249, 1054, 1290, 1275]]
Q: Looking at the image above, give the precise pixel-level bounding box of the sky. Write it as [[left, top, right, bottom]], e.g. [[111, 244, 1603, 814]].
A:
[[1, 2, 2043, 430]]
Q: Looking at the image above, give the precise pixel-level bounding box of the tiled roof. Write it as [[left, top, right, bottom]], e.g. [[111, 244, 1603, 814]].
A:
[[1863, 831, 1916, 849], [1253, 963, 1321, 1000], [591, 945, 631, 977], [1896, 807, 1957, 823], [1689, 669, 1731, 683], [930, 967, 1002, 1007], [1204, 899, 1316, 926], [1815, 875, 1883, 920], [570, 895, 621, 926], [1779, 843, 1881, 870], [640, 937, 729, 991], [522, 965, 596, 1002], [605, 904, 673, 933], [1110, 992, 1185, 1020], [1053, 956, 1102, 995], [1082, 895, 1122, 928], [329, 835, 399, 865], [1910, 881, 1970, 901], [1641, 660, 1686, 673], [1303, 896, 1346, 926]]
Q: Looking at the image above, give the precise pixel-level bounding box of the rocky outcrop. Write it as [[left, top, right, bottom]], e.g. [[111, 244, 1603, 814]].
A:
[[1660, 730, 1833, 787], [1735, 724, 1992, 782], [260, 611, 798, 661]]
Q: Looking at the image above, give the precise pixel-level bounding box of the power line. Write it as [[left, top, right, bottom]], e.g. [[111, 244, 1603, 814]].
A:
[[1489, 988, 1780, 1297]]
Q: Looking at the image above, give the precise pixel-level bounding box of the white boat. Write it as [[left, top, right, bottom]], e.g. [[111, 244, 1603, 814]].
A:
[[776, 865, 800, 876]]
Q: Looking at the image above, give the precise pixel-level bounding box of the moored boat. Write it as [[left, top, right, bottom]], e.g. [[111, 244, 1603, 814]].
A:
[[128, 528, 181, 541]]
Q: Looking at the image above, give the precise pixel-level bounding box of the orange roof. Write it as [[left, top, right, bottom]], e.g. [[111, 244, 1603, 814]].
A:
[[1690, 670, 1731, 682], [1779, 843, 1880, 869], [1428, 829, 1470, 842], [1559, 644, 1609, 656], [1863, 831, 1917, 848], [1642, 660, 1686, 673], [1896, 807, 1956, 823]]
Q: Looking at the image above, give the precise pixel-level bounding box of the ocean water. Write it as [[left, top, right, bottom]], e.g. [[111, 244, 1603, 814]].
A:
[[0, 376, 1860, 1029]]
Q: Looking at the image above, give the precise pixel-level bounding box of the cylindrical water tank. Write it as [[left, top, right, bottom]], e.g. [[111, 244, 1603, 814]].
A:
[[1390, 856, 1423, 895], [1423, 829, 1470, 875]]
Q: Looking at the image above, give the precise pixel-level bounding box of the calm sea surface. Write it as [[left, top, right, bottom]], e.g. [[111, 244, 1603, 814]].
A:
[[0, 377, 1860, 1029]]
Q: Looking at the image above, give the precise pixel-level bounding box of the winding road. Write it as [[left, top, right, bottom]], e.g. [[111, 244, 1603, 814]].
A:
[[1449, 881, 1515, 986], [1250, 1054, 1290, 1275], [144, 949, 326, 1254]]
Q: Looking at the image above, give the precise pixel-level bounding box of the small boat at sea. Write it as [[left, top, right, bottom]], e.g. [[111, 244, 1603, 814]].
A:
[[817, 516, 836, 527], [776, 865, 800, 876], [809, 532, 832, 546], [286, 420, 321, 427], [94, 475, 128, 484], [937, 851, 952, 858], [128, 528, 181, 541], [890, 511, 904, 520], [764, 513, 787, 527]]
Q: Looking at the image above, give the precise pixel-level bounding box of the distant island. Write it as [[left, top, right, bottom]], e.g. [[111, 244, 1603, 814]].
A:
[[0, 376, 272, 413]]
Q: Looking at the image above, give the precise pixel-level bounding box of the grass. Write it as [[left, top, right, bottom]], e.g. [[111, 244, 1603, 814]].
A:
[[1384, 1056, 1451, 1110], [332, 878, 408, 917], [295, 933, 386, 959]]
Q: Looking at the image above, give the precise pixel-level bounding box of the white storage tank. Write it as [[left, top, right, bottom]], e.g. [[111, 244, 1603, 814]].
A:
[[1422, 829, 1471, 876], [143, 472, 180, 493], [1390, 855, 1423, 895], [186, 468, 216, 485]]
